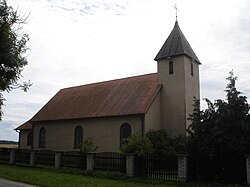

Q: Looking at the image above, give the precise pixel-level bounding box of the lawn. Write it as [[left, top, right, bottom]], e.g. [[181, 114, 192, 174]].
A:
[[0, 164, 243, 187]]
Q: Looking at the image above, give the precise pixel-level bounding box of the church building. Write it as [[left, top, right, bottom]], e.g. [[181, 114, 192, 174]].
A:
[[15, 21, 200, 152]]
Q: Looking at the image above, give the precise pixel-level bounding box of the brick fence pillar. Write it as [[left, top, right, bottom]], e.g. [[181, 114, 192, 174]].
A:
[[177, 154, 188, 182], [30, 150, 36, 167], [10, 149, 16, 164], [86, 153, 95, 172], [55, 152, 62, 170], [126, 153, 135, 177], [246, 155, 250, 186]]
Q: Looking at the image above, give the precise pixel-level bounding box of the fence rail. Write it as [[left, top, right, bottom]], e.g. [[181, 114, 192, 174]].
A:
[[15, 149, 30, 165], [35, 150, 55, 166], [0, 148, 10, 164], [135, 154, 178, 180], [61, 152, 86, 170], [94, 152, 126, 173], [188, 155, 247, 183]]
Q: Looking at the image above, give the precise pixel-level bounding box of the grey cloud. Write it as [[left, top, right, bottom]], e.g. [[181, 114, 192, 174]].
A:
[[46, 0, 128, 16], [2, 93, 43, 122], [201, 79, 224, 91], [0, 120, 19, 141]]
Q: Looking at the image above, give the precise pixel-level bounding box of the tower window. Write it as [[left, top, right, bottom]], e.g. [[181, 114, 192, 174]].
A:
[[191, 62, 194, 76], [169, 61, 173, 74]]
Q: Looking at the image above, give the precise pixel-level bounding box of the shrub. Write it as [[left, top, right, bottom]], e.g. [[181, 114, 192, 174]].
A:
[[80, 137, 98, 153], [146, 129, 187, 156], [120, 133, 153, 156]]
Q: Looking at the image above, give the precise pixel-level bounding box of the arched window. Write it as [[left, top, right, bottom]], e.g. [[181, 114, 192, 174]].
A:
[[27, 132, 32, 146], [74, 126, 83, 149], [39, 127, 46, 148], [169, 61, 173, 74], [120, 123, 131, 147]]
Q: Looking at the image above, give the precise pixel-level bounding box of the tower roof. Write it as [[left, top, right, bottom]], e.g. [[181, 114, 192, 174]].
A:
[[154, 21, 200, 63]]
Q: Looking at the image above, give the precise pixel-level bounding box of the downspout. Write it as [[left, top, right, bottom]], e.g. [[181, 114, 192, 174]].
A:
[[141, 114, 145, 136], [15, 129, 20, 149], [30, 122, 34, 149]]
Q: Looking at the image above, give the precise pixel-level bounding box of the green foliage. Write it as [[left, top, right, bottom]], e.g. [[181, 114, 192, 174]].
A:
[[0, 0, 31, 120], [146, 129, 175, 156], [173, 134, 188, 154], [120, 133, 153, 156], [80, 137, 98, 153], [188, 70, 250, 157], [187, 71, 250, 182], [146, 129, 187, 156]]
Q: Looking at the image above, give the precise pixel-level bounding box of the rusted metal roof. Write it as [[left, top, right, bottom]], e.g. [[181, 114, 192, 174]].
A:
[[30, 73, 161, 122], [15, 121, 32, 130], [155, 21, 200, 63]]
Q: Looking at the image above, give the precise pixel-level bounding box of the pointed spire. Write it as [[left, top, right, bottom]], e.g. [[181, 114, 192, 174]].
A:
[[154, 21, 200, 63]]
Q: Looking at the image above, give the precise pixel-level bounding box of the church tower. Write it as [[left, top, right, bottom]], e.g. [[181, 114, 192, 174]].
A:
[[155, 21, 200, 136]]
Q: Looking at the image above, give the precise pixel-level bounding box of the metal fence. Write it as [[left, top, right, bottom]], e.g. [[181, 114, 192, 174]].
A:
[[15, 149, 30, 165], [0, 148, 180, 181], [94, 152, 126, 173], [35, 150, 55, 167], [0, 148, 248, 183], [135, 154, 178, 180], [61, 151, 86, 170], [0, 148, 10, 164], [188, 155, 247, 183]]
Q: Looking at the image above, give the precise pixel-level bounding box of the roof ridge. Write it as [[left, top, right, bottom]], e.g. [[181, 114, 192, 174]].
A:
[[61, 73, 157, 91]]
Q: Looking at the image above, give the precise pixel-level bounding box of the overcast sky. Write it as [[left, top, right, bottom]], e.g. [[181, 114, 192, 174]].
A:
[[1, 0, 250, 141]]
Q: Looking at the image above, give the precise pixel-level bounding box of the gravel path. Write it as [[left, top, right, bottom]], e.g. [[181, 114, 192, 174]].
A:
[[0, 178, 39, 187]]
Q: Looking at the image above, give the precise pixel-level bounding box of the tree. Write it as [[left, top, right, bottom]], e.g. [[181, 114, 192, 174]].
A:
[[146, 129, 187, 157], [120, 133, 153, 156], [187, 71, 250, 182], [188, 71, 250, 157], [0, 0, 31, 120]]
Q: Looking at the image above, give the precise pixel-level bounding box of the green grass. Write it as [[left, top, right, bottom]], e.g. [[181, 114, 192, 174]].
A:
[[0, 164, 244, 187]]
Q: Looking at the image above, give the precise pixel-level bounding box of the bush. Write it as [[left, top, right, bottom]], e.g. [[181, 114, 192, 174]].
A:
[[80, 137, 98, 153], [120, 133, 153, 156]]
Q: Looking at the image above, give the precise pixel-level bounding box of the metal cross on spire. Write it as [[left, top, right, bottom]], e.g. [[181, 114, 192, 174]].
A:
[[173, 3, 179, 21]]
